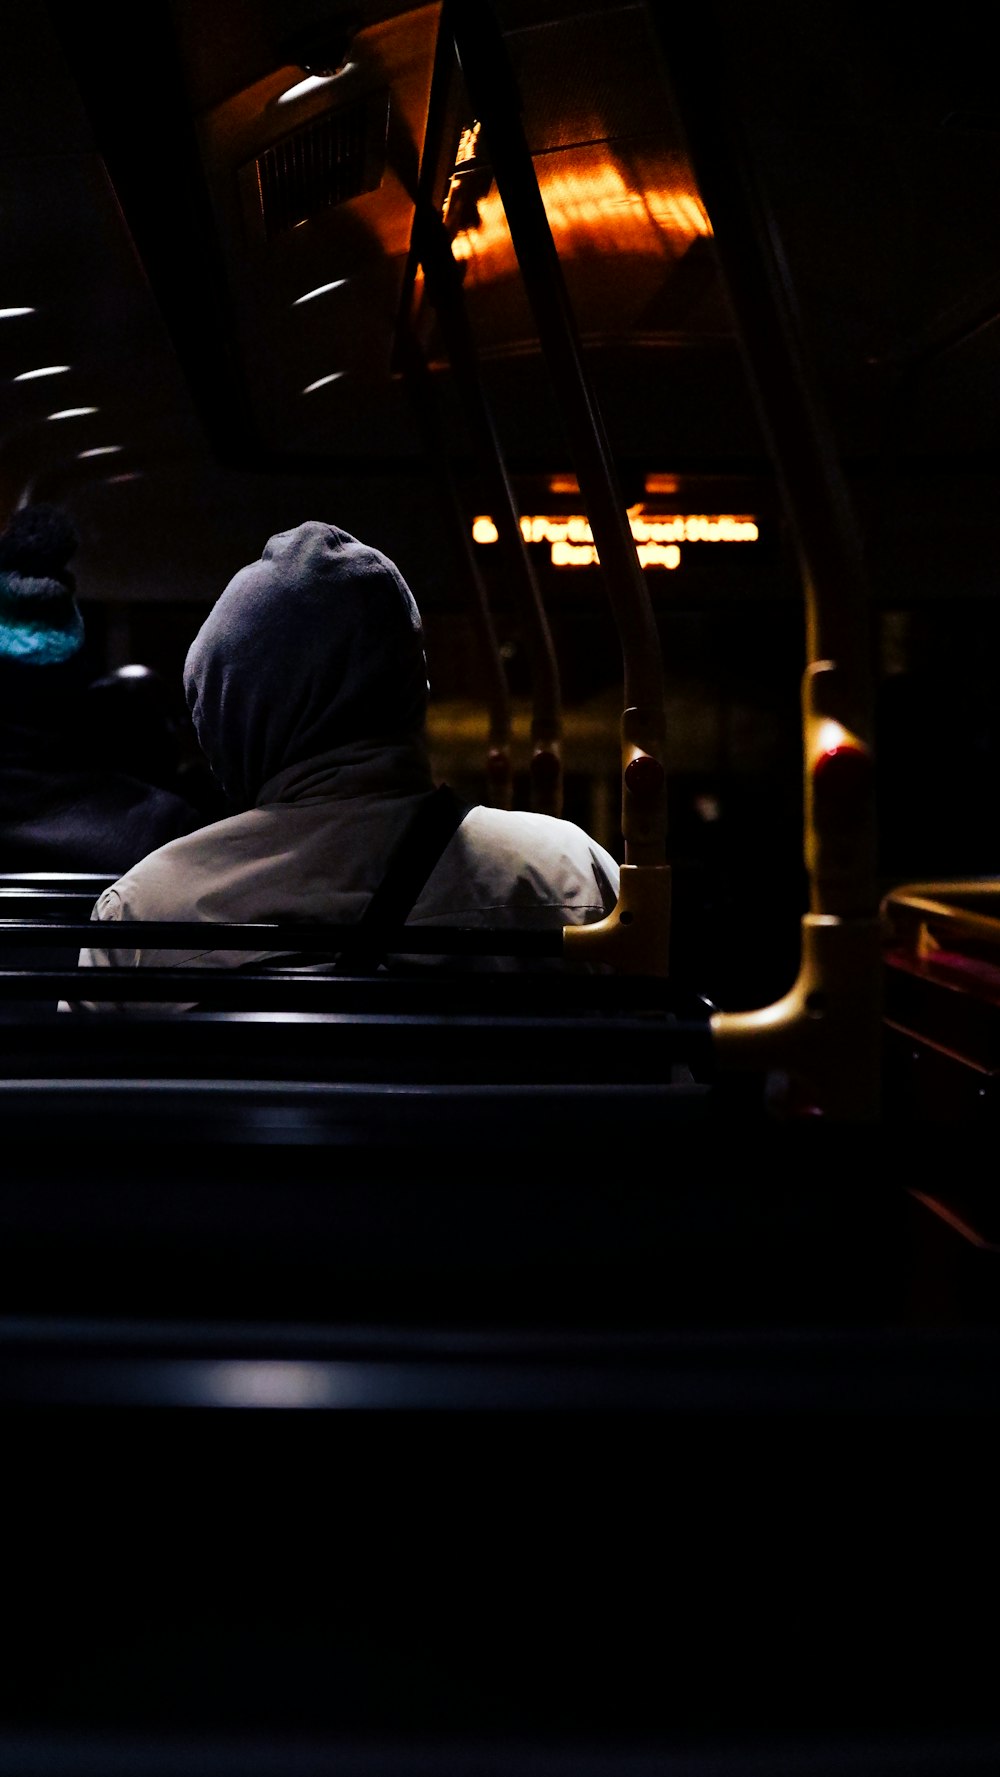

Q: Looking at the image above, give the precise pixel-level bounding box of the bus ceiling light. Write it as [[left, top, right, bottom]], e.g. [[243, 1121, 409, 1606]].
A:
[[48, 407, 99, 420], [293, 280, 346, 305], [77, 445, 122, 458], [278, 72, 346, 104], [302, 372, 344, 393], [13, 365, 69, 381], [0, 307, 34, 319]]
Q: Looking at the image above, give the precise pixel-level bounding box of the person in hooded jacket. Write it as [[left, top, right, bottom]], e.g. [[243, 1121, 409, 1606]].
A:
[[0, 502, 204, 873], [74, 520, 620, 1008]]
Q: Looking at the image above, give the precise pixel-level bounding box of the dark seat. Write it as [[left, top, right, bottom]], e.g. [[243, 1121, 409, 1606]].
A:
[[0, 873, 112, 969]]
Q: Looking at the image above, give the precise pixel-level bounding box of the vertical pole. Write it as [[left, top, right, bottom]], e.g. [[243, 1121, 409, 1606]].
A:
[[646, 2, 881, 1113], [447, 0, 669, 876], [398, 329, 515, 808], [412, 205, 563, 814]]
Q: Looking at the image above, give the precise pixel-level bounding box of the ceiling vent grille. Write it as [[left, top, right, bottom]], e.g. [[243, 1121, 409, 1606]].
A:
[[246, 92, 389, 240]]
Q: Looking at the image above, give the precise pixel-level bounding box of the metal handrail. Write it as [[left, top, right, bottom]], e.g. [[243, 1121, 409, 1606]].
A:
[[646, 4, 881, 1118], [410, 209, 564, 815], [397, 331, 515, 808], [446, 0, 670, 981], [882, 881, 1000, 953], [0, 918, 566, 955], [398, 14, 561, 814]]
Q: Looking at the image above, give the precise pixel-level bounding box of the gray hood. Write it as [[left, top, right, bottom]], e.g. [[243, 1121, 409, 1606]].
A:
[[183, 521, 429, 809]]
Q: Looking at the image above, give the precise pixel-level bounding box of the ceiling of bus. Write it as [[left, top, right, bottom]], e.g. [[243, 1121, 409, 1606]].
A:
[[2, 0, 999, 608]]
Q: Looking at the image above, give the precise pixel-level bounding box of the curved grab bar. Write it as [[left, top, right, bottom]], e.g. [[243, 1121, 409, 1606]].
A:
[[447, 0, 670, 929], [400, 18, 563, 816], [415, 207, 564, 814], [644, 4, 880, 1113], [881, 879, 1000, 954]]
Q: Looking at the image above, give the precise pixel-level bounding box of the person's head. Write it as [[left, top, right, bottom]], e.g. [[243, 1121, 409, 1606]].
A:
[[183, 520, 430, 808], [85, 662, 184, 788], [0, 502, 83, 666]]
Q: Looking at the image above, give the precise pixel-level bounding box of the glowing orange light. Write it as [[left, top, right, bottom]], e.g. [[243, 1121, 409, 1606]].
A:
[[471, 510, 758, 569], [456, 122, 481, 166], [447, 154, 712, 279]]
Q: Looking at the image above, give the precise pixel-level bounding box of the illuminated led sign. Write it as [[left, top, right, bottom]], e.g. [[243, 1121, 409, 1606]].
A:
[[471, 511, 760, 569]]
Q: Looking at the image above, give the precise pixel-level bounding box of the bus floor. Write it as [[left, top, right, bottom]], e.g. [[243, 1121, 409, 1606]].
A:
[[0, 1131, 991, 1747], [1, 1119, 998, 1760], [1, 1401, 998, 1757]]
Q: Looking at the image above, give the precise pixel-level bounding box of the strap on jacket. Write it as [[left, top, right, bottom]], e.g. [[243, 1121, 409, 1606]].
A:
[[244, 782, 471, 977], [332, 782, 470, 975]]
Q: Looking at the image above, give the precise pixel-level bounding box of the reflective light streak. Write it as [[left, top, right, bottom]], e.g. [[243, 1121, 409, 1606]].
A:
[[13, 365, 69, 380], [302, 372, 344, 393], [293, 280, 346, 304], [200, 1361, 349, 1407], [813, 717, 852, 757], [278, 74, 335, 104], [277, 64, 356, 104]]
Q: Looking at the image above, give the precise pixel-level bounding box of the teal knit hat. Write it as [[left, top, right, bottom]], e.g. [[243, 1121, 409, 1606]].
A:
[[0, 503, 84, 665]]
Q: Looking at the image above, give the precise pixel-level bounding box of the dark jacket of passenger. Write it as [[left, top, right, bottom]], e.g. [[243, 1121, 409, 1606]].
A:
[[0, 655, 204, 873]]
